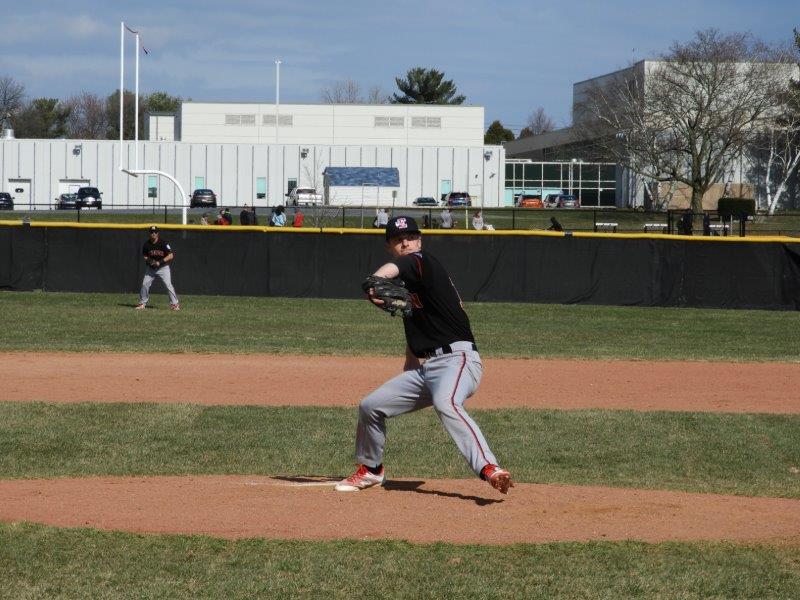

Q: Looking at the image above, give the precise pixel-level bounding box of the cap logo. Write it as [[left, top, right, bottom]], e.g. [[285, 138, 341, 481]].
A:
[[395, 218, 408, 230]]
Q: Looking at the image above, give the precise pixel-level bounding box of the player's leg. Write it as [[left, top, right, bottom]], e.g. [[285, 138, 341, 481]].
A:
[[336, 368, 431, 491], [138, 272, 155, 307], [354, 367, 431, 468], [425, 350, 501, 477], [157, 267, 180, 308]]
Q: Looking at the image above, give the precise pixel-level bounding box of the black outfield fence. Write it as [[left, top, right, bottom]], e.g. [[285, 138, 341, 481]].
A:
[[1, 223, 799, 310]]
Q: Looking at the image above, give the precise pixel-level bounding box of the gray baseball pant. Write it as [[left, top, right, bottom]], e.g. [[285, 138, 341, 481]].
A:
[[139, 265, 179, 306], [355, 346, 498, 477]]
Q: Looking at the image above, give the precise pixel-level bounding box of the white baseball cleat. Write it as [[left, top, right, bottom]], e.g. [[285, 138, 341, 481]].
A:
[[335, 464, 385, 492], [134, 304, 146, 310]]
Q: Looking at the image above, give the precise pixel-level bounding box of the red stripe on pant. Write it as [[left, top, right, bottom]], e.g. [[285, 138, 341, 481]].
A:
[[450, 352, 490, 466]]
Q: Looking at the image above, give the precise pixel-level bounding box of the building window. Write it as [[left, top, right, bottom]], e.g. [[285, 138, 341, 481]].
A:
[[194, 176, 205, 190], [411, 116, 441, 128], [374, 116, 404, 128], [225, 114, 256, 125], [411, 117, 442, 129], [256, 177, 267, 199], [147, 175, 158, 199], [263, 115, 293, 126]]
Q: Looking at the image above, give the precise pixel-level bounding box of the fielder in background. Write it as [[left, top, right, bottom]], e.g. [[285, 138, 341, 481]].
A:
[[336, 216, 513, 494], [135, 226, 180, 311]]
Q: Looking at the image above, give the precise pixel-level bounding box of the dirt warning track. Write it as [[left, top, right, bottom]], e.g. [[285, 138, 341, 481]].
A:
[[3, 352, 800, 413]]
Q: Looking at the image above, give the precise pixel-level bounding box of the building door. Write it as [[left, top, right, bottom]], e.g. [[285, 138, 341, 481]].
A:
[[58, 179, 90, 196], [8, 179, 31, 209], [440, 179, 451, 202]]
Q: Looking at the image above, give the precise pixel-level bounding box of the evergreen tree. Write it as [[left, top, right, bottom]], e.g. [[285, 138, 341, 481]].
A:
[[391, 68, 465, 104]]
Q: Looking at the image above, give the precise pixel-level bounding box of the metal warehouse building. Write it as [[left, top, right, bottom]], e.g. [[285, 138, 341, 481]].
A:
[[0, 103, 507, 209]]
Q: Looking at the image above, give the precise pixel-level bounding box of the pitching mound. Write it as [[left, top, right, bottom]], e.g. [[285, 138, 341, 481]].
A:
[[3, 353, 800, 413], [1, 475, 798, 545]]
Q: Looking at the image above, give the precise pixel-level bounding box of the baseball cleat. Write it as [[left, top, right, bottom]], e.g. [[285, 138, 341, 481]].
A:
[[335, 464, 385, 492], [134, 304, 146, 310], [482, 464, 514, 494], [170, 304, 181, 311]]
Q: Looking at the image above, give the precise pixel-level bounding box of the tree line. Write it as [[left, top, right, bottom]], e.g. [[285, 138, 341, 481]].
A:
[[0, 82, 183, 141]]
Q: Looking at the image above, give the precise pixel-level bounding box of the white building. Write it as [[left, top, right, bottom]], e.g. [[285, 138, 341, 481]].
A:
[[0, 138, 504, 209], [176, 102, 485, 147]]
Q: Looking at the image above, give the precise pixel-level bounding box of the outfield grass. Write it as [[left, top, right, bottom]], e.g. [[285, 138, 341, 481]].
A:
[[1, 403, 798, 498], [2, 291, 800, 361], [0, 523, 798, 600]]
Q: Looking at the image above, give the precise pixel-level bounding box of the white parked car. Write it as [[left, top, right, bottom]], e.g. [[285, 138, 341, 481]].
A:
[[286, 187, 323, 206]]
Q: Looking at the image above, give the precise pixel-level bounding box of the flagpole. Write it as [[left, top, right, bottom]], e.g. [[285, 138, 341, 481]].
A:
[[135, 32, 140, 170], [119, 22, 124, 171]]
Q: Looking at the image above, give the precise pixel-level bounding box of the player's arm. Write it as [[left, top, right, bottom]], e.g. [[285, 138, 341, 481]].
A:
[[365, 262, 400, 306], [403, 344, 421, 371], [161, 251, 174, 264]]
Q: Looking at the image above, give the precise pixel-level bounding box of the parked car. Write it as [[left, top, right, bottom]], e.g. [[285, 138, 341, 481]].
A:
[[76, 187, 102, 209], [286, 187, 323, 206], [190, 188, 218, 208], [55, 193, 80, 209], [544, 193, 580, 209], [556, 194, 580, 208], [443, 192, 472, 207], [515, 194, 544, 208], [0, 192, 13, 210], [412, 196, 438, 206]]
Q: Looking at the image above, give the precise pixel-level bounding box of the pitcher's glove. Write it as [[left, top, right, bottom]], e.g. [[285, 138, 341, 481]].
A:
[[362, 275, 413, 317]]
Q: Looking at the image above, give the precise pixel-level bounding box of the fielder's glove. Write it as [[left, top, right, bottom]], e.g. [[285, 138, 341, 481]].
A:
[[148, 259, 161, 269], [362, 275, 413, 317]]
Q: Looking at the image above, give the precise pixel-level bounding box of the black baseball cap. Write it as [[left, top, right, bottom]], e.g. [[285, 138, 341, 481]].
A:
[[149, 226, 159, 233], [385, 216, 421, 241]]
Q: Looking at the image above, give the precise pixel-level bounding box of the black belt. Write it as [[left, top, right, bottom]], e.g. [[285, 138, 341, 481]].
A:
[[421, 342, 477, 359]]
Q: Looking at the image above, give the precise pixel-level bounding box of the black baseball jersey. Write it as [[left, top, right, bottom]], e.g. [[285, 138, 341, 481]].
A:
[[392, 251, 474, 357], [142, 238, 173, 262]]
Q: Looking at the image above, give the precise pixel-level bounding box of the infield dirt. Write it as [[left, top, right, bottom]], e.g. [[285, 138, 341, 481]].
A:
[[1, 352, 799, 545], [3, 352, 800, 413]]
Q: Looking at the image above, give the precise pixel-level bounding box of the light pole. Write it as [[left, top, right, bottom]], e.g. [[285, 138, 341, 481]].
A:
[[119, 21, 189, 224], [275, 59, 281, 144]]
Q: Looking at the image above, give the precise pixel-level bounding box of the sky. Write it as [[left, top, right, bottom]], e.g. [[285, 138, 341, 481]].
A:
[[1, 0, 798, 135]]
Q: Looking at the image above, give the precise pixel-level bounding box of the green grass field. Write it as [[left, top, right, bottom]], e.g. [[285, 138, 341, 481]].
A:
[[1, 403, 798, 497], [2, 523, 798, 599], [1, 290, 799, 598], [2, 290, 800, 361]]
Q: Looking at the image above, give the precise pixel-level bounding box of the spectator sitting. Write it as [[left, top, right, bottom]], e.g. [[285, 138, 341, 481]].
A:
[[200, 213, 209, 226], [270, 205, 287, 227], [215, 209, 229, 226], [292, 208, 305, 227], [472, 210, 485, 231], [240, 204, 255, 226], [547, 217, 563, 232], [221, 208, 233, 225]]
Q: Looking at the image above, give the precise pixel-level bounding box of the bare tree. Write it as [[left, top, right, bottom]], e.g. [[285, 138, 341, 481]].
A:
[[577, 30, 789, 212], [321, 79, 363, 103], [748, 32, 800, 213], [0, 76, 25, 129], [518, 107, 555, 138], [366, 85, 389, 104], [64, 92, 108, 139]]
